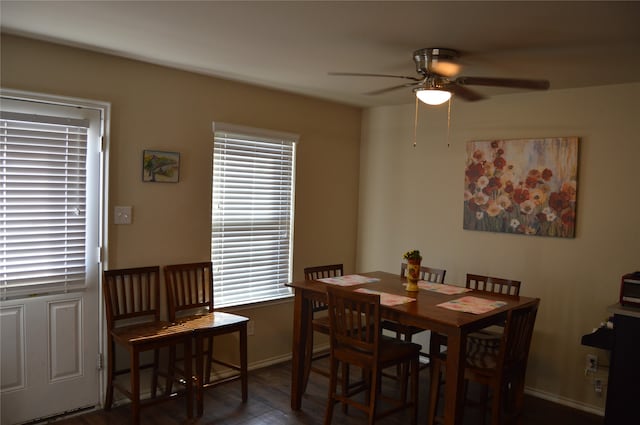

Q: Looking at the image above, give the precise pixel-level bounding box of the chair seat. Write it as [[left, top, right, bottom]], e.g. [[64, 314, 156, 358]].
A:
[[111, 321, 189, 345], [432, 332, 502, 370], [177, 311, 249, 333], [381, 320, 423, 336], [312, 315, 330, 333], [379, 337, 422, 364], [465, 331, 501, 370]]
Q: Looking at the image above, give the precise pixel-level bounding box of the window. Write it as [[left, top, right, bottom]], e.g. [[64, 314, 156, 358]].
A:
[[0, 93, 104, 299], [211, 123, 297, 307]]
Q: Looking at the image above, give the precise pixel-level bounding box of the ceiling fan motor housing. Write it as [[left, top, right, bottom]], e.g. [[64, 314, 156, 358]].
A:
[[413, 48, 459, 76]]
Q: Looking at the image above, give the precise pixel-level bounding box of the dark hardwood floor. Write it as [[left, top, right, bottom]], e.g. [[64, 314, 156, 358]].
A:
[[52, 360, 603, 425]]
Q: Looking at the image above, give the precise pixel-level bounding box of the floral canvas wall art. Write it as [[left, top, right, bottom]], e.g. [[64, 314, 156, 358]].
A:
[[463, 137, 579, 238]]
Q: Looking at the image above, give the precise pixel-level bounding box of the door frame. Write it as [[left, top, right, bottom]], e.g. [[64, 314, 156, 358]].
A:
[[0, 88, 111, 422]]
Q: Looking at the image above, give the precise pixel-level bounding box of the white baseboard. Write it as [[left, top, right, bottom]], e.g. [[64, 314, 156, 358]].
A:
[[524, 386, 605, 417]]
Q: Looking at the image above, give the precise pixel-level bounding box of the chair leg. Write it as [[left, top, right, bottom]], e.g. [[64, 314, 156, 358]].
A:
[[367, 367, 380, 425], [411, 357, 419, 425], [324, 357, 338, 425], [302, 322, 314, 393], [130, 349, 141, 425], [427, 359, 442, 425], [395, 329, 404, 377], [205, 335, 214, 384], [240, 324, 248, 402], [490, 382, 501, 425], [399, 359, 409, 402], [183, 338, 194, 420], [195, 334, 205, 417], [151, 348, 160, 398], [166, 345, 176, 395], [481, 383, 490, 425]]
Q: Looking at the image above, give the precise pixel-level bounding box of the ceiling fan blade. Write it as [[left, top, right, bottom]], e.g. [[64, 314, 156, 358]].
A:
[[366, 82, 421, 96], [455, 76, 550, 90], [328, 72, 421, 82], [443, 82, 486, 102]]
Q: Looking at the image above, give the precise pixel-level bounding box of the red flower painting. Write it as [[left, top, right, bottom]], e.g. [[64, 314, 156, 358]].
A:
[[463, 137, 579, 238]]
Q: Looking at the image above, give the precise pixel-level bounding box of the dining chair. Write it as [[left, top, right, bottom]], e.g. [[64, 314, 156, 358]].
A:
[[383, 263, 446, 370], [428, 300, 540, 425], [302, 264, 344, 390], [164, 261, 249, 416], [324, 285, 420, 425], [464, 273, 522, 346], [466, 273, 521, 296], [103, 266, 193, 425]]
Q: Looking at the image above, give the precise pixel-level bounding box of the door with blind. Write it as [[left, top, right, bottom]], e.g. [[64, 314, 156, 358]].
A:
[[0, 93, 106, 424]]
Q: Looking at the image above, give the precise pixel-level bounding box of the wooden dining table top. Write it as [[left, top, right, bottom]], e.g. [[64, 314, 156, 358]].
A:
[[287, 270, 537, 333]]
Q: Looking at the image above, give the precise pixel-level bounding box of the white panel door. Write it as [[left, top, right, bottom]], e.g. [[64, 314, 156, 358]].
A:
[[0, 94, 106, 424]]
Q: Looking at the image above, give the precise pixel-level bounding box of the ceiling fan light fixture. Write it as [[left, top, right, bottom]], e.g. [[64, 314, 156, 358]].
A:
[[415, 88, 451, 105]]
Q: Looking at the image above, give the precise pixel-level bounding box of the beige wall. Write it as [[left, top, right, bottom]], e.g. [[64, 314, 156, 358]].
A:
[[4, 33, 640, 414], [357, 83, 640, 412], [1, 34, 361, 367]]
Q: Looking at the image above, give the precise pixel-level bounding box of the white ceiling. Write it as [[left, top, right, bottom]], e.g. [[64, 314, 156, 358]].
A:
[[2, 1, 640, 107]]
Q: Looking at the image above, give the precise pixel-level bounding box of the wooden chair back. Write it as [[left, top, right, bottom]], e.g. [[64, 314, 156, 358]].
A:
[[326, 285, 381, 366], [466, 273, 521, 296], [500, 300, 540, 372], [401, 262, 446, 283], [304, 264, 344, 280], [304, 264, 343, 312], [164, 261, 213, 322], [103, 265, 161, 329]]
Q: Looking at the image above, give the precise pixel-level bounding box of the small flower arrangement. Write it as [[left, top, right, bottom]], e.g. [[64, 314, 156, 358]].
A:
[[403, 249, 422, 262]]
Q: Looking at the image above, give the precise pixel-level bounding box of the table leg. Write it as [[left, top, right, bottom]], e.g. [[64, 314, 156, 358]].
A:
[[443, 329, 466, 425], [290, 289, 310, 410]]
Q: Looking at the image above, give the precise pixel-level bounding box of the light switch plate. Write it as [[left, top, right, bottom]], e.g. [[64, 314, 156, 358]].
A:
[[114, 206, 132, 225]]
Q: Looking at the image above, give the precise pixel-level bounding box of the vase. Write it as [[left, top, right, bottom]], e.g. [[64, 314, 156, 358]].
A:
[[406, 259, 421, 292]]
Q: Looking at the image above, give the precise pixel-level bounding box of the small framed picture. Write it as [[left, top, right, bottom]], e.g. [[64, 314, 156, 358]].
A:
[[142, 150, 180, 183]]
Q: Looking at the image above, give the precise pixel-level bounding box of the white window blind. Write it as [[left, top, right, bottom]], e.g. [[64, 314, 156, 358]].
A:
[[212, 124, 297, 307], [0, 111, 89, 298]]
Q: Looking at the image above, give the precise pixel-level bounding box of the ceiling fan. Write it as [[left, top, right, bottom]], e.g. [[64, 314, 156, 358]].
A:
[[330, 48, 550, 105]]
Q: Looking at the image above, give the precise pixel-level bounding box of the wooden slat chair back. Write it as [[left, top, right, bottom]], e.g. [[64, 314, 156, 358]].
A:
[[165, 261, 213, 319], [305, 263, 344, 312], [301, 264, 344, 391], [103, 266, 192, 424], [324, 285, 420, 425], [164, 261, 248, 416], [466, 273, 521, 297], [428, 300, 540, 425], [329, 287, 380, 361], [104, 266, 161, 325]]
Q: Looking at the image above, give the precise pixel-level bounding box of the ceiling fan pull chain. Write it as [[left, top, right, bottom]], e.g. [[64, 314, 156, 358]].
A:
[[447, 97, 452, 147], [413, 95, 419, 148]]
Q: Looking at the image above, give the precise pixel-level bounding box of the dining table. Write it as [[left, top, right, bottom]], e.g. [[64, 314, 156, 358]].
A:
[[287, 270, 540, 425]]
